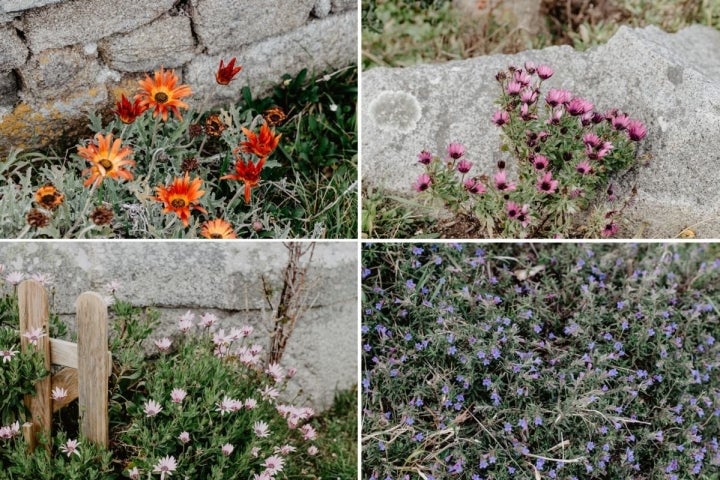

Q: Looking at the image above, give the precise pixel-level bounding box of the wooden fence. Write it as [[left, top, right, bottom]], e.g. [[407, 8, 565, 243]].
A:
[[18, 280, 111, 452]]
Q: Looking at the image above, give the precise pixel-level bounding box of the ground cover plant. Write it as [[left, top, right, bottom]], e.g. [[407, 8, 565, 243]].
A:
[[0, 63, 357, 239], [361, 242, 720, 479], [0, 271, 356, 479], [410, 62, 646, 238]]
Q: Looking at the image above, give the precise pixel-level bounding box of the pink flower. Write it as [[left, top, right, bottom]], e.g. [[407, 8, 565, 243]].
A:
[[0, 347, 18, 363], [587, 141, 614, 160], [506, 201, 521, 219], [308, 445, 319, 456], [178, 431, 190, 444], [254, 420, 271, 438], [153, 455, 177, 480], [30, 273, 53, 286], [266, 362, 284, 383], [143, 399, 163, 417], [51, 387, 68, 401], [59, 438, 81, 458], [239, 325, 254, 337], [536, 171, 559, 194], [212, 329, 231, 346], [513, 70, 531, 87], [547, 109, 563, 125], [412, 173, 431, 192], [627, 120, 647, 141], [506, 80, 523, 95], [463, 178, 486, 195], [177, 318, 193, 333], [263, 455, 285, 475], [245, 398, 258, 409], [154, 337, 172, 352], [104, 281, 121, 294], [545, 88, 572, 107], [170, 388, 187, 404], [446, 142, 465, 160], [516, 204, 532, 228], [611, 114, 630, 131], [576, 160, 593, 175], [216, 396, 242, 415], [301, 424, 317, 440], [222, 443, 234, 456], [602, 221, 619, 237], [492, 110, 509, 126], [198, 312, 217, 328], [417, 150, 433, 165], [286, 367, 297, 378], [275, 444, 297, 455], [22, 327, 45, 346], [536, 64, 554, 80], [519, 103, 535, 121], [493, 170, 516, 192], [5, 271, 24, 285], [566, 97, 593, 116], [531, 155, 549, 171], [456, 159, 473, 174], [128, 467, 140, 480], [0, 421, 20, 440], [524, 61, 536, 73], [520, 89, 538, 104], [582, 132, 601, 148], [251, 446, 261, 458]]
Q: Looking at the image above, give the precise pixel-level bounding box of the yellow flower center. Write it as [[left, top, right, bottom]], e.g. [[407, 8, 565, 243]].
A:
[[98, 159, 113, 170], [171, 198, 187, 208], [154, 92, 169, 103]]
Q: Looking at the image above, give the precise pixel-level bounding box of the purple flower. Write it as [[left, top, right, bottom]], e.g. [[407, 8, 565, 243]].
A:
[[627, 120, 647, 141], [456, 159, 473, 174], [545, 88, 572, 107], [531, 154, 549, 170], [494, 170, 516, 192], [492, 110, 510, 126], [536, 171, 559, 194], [576, 160, 592, 175], [464, 177, 486, 194], [611, 114, 630, 131], [566, 97, 594, 116], [417, 150, 433, 165], [520, 89, 538, 104], [507, 81, 523, 95], [446, 142, 465, 160], [412, 173, 431, 192]]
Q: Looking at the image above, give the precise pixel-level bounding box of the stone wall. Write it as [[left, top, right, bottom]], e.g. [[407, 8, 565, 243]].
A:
[[0, 241, 358, 410], [0, 0, 357, 154]]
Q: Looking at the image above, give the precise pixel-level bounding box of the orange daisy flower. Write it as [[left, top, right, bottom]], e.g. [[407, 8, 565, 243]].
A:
[[136, 67, 192, 121], [34, 184, 64, 210], [240, 124, 282, 158], [215, 58, 242, 85], [200, 219, 237, 239], [78, 133, 135, 188], [220, 156, 266, 203], [114, 93, 147, 124], [155, 173, 207, 227]]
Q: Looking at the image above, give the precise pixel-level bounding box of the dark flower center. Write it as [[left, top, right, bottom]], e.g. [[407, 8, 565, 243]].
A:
[[541, 182, 552, 191], [418, 183, 429, 192], [155, 92, 169, 103], [497, 183, 507, 190], [210, 233, 223, 239], [41, 194, 56, 204], [171, 198, 187, 208], [98, 159, 113, 170], [508, 208, 518, 217]]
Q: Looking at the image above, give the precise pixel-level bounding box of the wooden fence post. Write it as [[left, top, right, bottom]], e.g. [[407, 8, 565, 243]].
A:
[[18, 280, 52, 453], [76, 292, 109, 448]]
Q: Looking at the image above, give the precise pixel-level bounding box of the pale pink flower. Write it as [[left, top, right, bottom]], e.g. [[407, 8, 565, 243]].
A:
[[266, 363, 284, 383], [177, 318, 193, 333], [520, 89, 537, 105], [547, 108, 563, 125], [154, 337, 172, 352], [229, 327, 243, 341], [446, 142, 465, 160], [216, 396, 242, 415], [170, 388, 187, 404], [30, 273, 53, 286], [253, 473, 272, 480], [308, 445, 319, 456], [536, 64, 554, 80], [239, 325, 254, 337], [178, 431, 190, 444], [260, 385, 280, 402], [59, 438, 81, 458], [128, 467, 140, 480], [22, 327, 45, 346], [153, 455, 177, 480], [516, 204, 532, 228], [144, 399, 163, 417], [506, 80, 522, 95], [506, 201, 521, 220], [275, 444, 297, 455], [249, 344, 263, 355], [251, 446, 261, 458], [286, 367, 297, 379], [536, 171, 559, 194], [102, 295, 115, 307], [243, 398, 257, 410], [179, 310, 195, 323], [524, 61, 536, 73], [199, 312, 217, 328], [417, 150, 433, 165], [253, 420, 270, 438], [301, 424, 317, 441], [222, 443, 234, 456], [513, 70, 531, 86], [5, 271, 24, 285], [463, 177, 485, 195], [576, 160, 593, 175], [263, 455, 285, 475], [51, 387, 68, 401], [492, 110, 509, 126], [412, 173, 431, 193], [0, 347, 18, 363], [213, 329, 231, 346], [104, 281, 121, 294], [627, 120, 647, 141], [493, 170, 516, 192], [0, 421, 20, 439], [611, 113, 630, 131]]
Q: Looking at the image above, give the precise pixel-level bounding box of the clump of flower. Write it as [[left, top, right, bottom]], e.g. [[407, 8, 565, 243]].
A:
[[362, 243, 720, 480], [412, 63, 646, 238]]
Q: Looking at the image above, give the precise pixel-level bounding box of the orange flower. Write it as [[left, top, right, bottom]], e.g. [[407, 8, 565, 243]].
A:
[[113, 93, 147, 124], [240, 124, 281, 158], [136, 67, 192, 121], [200, 219, 237, 239], [215, 58, 242, 85], [34, 184, 64, 210], [78, 133, 135, 187], [220, 156, 266, 203], [155, 173, 207, 227]]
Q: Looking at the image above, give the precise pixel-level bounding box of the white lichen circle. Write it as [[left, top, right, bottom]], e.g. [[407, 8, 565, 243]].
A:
[[368, 90, 422, 134]]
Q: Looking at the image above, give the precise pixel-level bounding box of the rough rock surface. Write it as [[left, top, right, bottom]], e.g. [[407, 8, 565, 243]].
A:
[[331, 0, 356, 12], [18, 46, 102, 99], [22, 0, 176, 53], [361, 25, 720, 238], [99, 13, 196, 72], [0, 242, 358, 410], [0, 25, 28, 69], [185, 11, 357, 100], [190, 0, 316, 55], [1, 0, 62, 12]]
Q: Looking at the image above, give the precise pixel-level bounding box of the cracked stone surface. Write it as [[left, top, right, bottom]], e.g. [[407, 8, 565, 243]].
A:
[[0, 24, 28, 69], [361, 25, 720, 238], [0, 242, 358, 410]]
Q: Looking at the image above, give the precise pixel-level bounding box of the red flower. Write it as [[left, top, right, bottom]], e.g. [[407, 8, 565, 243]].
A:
[[215, 58, 242, 85], [114, 94, 147, 124], [220, 156, 266, 203], [240, 124, 282, 159]]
